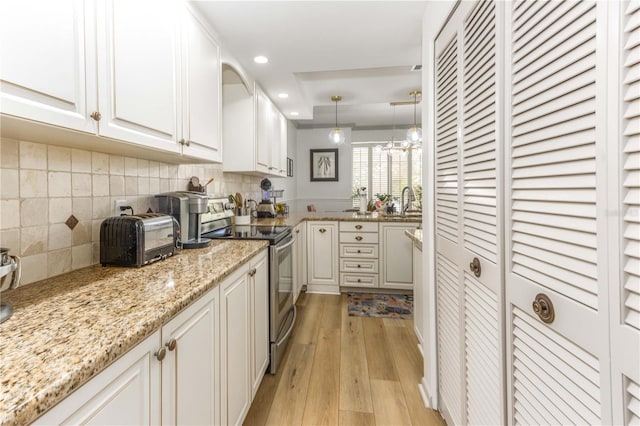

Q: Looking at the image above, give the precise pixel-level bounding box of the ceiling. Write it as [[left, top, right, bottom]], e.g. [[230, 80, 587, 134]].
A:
[[193, 1, 426, 130]]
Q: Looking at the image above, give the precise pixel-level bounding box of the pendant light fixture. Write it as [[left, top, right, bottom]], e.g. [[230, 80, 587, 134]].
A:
[[375, 105, 411, 157], [406, 90, 422, 145], [328, 95, 345, 146]]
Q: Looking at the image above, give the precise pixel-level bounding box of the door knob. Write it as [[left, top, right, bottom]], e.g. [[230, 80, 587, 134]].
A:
[[532, 293, 555, 324], [469, 257, 481, 277]]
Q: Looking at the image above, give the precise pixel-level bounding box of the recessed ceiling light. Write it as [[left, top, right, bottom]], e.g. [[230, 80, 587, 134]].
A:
[[253, 55, 268, 64], [278, 93, 289, 99], [290, 112, 299, 116]]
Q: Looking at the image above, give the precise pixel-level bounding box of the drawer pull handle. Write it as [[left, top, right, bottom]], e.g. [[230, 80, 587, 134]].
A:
[[319, 228, 326, 233], [532, 293, 555, 324], [355, 236, 363, 241], [355, 225, 362, 230]]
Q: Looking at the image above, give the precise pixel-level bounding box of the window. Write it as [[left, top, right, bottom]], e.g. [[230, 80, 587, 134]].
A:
[[351, 143, 422, 210]]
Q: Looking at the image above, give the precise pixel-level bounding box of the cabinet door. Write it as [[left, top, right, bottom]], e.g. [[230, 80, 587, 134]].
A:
[[96, 0, 180, 152], [506, 1, 612, 423], [34, 331, 161, 425], [161, 287, 219, 426], [255, 87, 272, 174], [0, 0, 96, 133], [250, 250, 269, 398], [379, 224, 415, 290], [306, 222, 339, 289], [221, 267, 251, 426], [181, 6, 222, 162]]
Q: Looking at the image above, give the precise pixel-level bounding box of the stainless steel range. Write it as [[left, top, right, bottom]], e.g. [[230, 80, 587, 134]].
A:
[[201, 198, 296, 375]]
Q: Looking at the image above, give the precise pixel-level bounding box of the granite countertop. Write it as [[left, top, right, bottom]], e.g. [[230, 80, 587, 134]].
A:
[[405, 228, 423, 250], [253, 211, 422, 227], [0, 239, 268, 426]]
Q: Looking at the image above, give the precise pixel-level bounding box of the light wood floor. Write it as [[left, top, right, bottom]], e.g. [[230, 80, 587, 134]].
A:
[[244, 292, 446, 426]]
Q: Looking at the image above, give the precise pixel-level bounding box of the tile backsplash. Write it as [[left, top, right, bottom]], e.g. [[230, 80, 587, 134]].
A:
[[0, 137, 262, 285]]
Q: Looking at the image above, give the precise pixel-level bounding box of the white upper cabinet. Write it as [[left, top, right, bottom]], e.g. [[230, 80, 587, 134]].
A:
[[223, 81, 288, 176], [1, 0, 222, 163], [180, 5, 222, 162], [96, 0, 180, 153], [0, 0, 97, 133]]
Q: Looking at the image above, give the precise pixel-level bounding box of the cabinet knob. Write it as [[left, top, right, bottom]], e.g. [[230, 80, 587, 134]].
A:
[[179, 138, 185, 146], [185, 139, 191, 147], [469, 257, 481, 277], [319, 228, 326, 233], [155, 347, 167, 361], [295, 229, 300, 234], [357, 264, 361, 268], [166, 338, 177, 351], [357, 279, 361, 283], [357, 250, 361, 253], [532, 293, 555, 324], [90, 111, 101, 121], [355, 225, 362, 230], [248, 268, 256, 277], [355, 236, 363, 241]]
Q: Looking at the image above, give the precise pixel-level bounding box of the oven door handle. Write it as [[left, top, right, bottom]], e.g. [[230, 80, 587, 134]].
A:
[[275, 305, 297, 347], [274, 234, 296, 253]]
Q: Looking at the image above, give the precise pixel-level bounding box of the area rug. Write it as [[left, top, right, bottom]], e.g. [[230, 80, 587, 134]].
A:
[[347, 293, 413, 319]]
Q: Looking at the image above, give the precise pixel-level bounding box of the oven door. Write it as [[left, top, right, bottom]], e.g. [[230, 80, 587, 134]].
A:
[[269, 233, 296, 343]]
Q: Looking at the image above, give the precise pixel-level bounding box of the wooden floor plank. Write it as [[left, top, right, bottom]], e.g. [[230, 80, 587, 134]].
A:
[[294, 295, 323, 345], [386, 324, 446, 426], [265, 343, 316, 426], [362, 318, 398, 381], [370, 379, 413, 426], [339, 314, 373, 413], [302, 327, 341, 426], [338, 410, 376, 426]]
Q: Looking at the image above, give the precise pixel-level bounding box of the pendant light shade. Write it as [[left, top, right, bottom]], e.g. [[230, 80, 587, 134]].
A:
[[406, 90, 422, 144], [328, 95, 345, 145]]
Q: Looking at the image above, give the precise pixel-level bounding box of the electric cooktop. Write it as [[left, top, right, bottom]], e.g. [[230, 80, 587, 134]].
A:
[[203, 225, 291, 245]]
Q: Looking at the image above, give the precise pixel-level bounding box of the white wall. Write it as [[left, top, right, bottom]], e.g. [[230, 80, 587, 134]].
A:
[[270, 120, 298, 209], [295, 127, 353, 212]]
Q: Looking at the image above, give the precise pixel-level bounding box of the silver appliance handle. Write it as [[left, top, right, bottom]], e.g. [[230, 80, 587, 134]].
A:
[[274, 234, 296, 253], [275, 305, 297, 347]]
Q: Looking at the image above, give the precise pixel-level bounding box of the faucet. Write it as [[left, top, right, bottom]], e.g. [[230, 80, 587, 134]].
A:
[[401, 186, 415, 215]]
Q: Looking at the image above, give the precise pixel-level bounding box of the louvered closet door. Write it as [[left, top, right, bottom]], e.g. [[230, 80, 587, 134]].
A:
[[506, 1, 612, 423], [461, 2, 504, 425], [610, 1, 640, 425], [435, 2, 504, 425]]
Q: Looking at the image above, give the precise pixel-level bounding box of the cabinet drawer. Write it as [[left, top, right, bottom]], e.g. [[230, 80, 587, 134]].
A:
[[340, 232, 378, 244], [340, 258, 379, 273], [339, 221, 378, 233], [340, 243, 378, 258], [340, 273, 378, 288]]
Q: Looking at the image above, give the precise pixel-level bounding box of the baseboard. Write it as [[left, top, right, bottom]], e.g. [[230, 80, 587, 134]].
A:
[[305, 284, 340, 294], [340, 287, 413, 295], [418, 377, 435, 410]]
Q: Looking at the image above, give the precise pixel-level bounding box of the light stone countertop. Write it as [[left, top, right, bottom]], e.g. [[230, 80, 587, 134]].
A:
[[0, 239, 268, 426], [405, 228, 423, 250], [253, 211, 422, 227]]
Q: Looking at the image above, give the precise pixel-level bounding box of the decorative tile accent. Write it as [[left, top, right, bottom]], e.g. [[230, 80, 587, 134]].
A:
[[65, 214, 79, 230]]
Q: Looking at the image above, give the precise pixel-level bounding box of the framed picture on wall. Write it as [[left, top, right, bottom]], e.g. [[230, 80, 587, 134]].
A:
[[310, 148, 338, 181]]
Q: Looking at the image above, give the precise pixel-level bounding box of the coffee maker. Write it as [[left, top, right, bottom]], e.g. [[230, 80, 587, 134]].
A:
[[0, 248, 21, 323], [256, 178, 276, 218], [155, 192, 212, 248]]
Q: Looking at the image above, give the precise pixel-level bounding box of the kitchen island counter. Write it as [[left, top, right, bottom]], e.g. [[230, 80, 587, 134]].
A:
[[0, 239, 268, 426], [254, 211, 422, 227]]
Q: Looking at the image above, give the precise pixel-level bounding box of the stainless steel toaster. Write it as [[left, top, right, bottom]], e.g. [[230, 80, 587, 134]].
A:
[[100, 213, 181, 267]]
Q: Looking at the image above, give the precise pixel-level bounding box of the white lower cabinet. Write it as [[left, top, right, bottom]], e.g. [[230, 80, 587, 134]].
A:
[[161, 285, 220, 426], [306, 221, 339, 293], [292, 222, 306, 303], [249, 249, 269, 399], [34, 330, 162, 426], [379, 223, 417, 290], [35, 248, 270, 426]]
